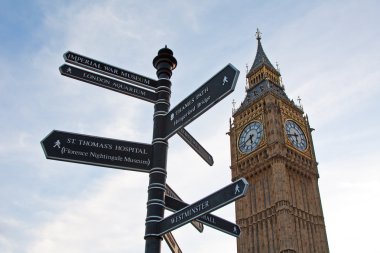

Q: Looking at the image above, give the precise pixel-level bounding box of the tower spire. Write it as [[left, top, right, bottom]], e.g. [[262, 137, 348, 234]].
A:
[[246, 29, 281, 89], [247, 29, 278, 77], [233, 30, 291, 115]]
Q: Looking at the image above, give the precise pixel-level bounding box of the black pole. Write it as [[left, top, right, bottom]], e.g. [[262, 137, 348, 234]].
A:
[[145, 46, 177, 253]]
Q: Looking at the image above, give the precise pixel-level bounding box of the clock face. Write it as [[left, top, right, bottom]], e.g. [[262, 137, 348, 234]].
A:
[[238, 121, 264, 154], [285, 120, 307, 151]]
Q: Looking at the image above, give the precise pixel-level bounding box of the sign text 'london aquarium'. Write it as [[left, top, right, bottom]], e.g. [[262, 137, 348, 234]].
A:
[[60, 64, 157, 103]]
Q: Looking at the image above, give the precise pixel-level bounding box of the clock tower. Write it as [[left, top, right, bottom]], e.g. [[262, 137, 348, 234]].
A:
[[229, 30, 329, 253]]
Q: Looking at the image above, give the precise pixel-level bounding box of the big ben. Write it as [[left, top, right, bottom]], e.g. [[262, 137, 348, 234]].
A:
[[229, 30, 329, 253]]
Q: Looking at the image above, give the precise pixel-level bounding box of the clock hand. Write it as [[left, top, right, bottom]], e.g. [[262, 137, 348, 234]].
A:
[[239, 134, 255, 149], [245, 134, 254, 145], [287, 133, 301, 144]]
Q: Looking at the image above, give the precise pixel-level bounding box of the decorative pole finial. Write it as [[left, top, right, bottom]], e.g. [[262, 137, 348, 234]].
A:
[[256, 28, 262, 40]]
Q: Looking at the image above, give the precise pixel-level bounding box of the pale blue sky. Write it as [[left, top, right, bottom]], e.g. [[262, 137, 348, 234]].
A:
[[1, 1, 380, 252]]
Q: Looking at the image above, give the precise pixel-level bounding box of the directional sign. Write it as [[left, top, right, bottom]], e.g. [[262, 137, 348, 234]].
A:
[[177, 128, 214, 166], [63, 51, 158, 89], [59, 64, 157, 103], [165, 195, 241, 237], [163, 232, 182, 253], [41, 130, 152, 172], [164, 64, 239, 139], [165, 184, 204, 233], [158, 178, 248, 236]]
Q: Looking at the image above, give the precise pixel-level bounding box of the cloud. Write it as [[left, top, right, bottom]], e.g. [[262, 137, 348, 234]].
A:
[[28, 172, 147, 253], [319, 151, 380, 252], [266, 0, 380, 128], [0, 217, 24, 253]]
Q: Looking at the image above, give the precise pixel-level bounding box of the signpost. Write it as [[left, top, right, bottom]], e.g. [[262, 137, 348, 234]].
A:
[[177, 128, 214, 166], [42, 46, 246, 253], [164, 64, 239, 139], [60, 64, 157, 103], [165, 195, 241, 237], [158, 178, 248, 236], [144, 47, 176, 253], [41, 130, 152, 172], [63, 51, 158, 89]]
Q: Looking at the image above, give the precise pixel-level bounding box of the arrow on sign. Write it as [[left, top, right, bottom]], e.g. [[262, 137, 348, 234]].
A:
[[158, 178, 248, 236], [163, 232, 182, 253], [63, 51, 158, 90], [177, 128, 214, 166], [165, 195, 241, 237], [164, 64, 239, 139], [59, 64, 157, 103], [165, 184, 204, 233], [41, 130, 152, 172]]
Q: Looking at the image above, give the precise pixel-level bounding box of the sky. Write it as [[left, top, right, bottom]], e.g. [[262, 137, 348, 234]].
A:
[[1, 0, 380, 252]]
